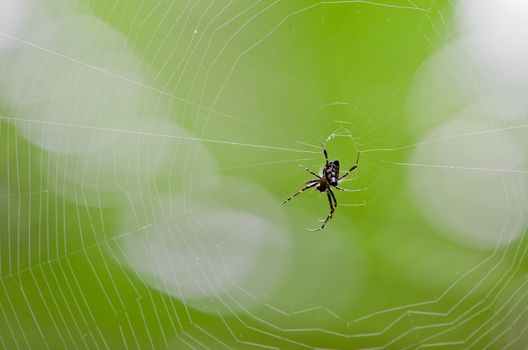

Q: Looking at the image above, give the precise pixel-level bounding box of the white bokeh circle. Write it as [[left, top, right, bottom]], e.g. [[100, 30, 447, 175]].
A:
[[457, 0, 528, 82], [1, 14, 147, 155], [116, 178, 292, 315], [0, 0, 32, 48], [409, 109, 528, 248], [44, 118, 219, 207]]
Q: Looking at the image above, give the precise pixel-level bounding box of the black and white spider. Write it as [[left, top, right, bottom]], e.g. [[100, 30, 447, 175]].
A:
[[281, 143, 360, 231]]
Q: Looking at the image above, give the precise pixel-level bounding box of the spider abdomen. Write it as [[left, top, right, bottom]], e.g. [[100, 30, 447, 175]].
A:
[[325, 160, 340, 186]]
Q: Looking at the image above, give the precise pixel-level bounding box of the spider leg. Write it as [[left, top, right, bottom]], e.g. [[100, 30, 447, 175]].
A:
[[281, 181, 319, 205], [307, 190, 336, 231], [298, 165, 321, 179], [329, 188, 337, 207], [338, 152, 360, 181], [320, 142, 329, 165]]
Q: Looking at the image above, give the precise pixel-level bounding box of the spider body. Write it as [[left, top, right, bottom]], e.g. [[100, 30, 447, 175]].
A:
[[324, 160, 340, 187], [282, 144, 359, 231], [314, 161, 339, 192], [315, 182, 328, 192]]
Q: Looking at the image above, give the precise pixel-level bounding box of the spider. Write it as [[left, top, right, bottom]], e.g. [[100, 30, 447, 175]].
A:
[[281, 143, 360, 231]]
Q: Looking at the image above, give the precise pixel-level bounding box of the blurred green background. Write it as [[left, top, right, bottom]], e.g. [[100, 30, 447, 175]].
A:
[[1, 0, 528, 349]]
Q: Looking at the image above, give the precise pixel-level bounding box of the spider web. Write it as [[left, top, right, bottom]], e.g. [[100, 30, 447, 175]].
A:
[[1, 0, 528, 349]]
